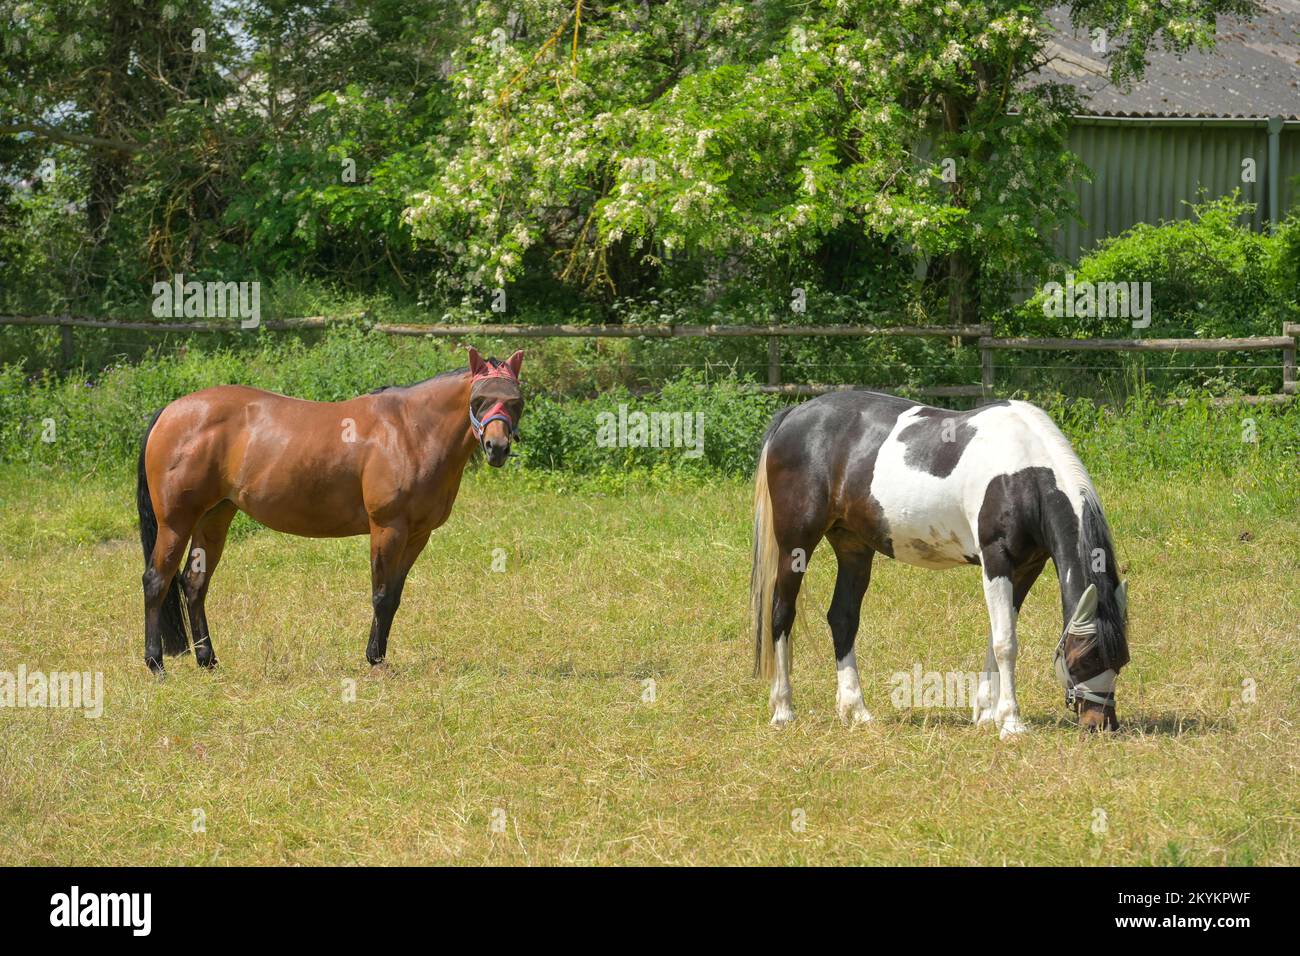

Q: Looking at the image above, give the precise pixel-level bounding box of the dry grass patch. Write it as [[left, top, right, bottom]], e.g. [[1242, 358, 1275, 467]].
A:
[[0, 466, 1295, 864]]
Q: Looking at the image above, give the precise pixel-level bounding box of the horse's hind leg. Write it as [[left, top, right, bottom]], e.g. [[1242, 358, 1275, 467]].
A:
[[826, 533, 875, 726], [768, 543, 818, 726], [144, 519, 194, 676], [183, 500, 237, 669], [768, 563, 799, 725]]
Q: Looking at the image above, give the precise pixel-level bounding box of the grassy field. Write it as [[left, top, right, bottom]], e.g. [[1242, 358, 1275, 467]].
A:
[[0, 462, 1296, 865]]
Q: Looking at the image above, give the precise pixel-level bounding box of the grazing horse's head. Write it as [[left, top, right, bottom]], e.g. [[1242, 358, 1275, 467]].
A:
[[467, 346, 524, 467], [1054, 578, 1129, 732]]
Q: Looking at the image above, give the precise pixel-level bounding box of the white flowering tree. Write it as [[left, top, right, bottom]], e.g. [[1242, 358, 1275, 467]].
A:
[[406, 0, 1256, 319]]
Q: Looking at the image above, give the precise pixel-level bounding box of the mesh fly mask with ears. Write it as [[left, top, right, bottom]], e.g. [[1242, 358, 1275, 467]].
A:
[[1052, 583, 1122, 709], [468, 362, 520, 449]]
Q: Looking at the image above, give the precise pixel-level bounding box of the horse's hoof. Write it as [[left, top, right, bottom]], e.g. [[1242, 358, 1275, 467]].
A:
[[769, 707, 795, 727], [998, 717, 1028, 740], [974, 708, 997, 727], [194, 639, 217, 669], [837, 701, 873, 726], [146, 658, 165, 680]]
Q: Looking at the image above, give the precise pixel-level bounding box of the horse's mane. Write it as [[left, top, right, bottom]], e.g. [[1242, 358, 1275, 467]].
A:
[[369, 362, 503, 394], [1012, 402, 1129, 670], [1077, 494, 1130, 669]]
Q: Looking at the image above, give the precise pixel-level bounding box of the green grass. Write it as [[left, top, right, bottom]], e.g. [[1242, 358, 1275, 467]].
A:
[[0, 463, 1296, 865]]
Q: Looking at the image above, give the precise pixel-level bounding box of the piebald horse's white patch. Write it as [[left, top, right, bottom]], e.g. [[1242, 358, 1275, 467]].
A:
[[870, 403, 1047, 570]]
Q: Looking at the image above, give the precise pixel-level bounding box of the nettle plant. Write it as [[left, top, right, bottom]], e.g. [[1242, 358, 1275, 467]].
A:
[[403, 0, 1250, 305]]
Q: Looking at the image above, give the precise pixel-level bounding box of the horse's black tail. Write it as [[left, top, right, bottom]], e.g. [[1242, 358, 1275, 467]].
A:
[[137, 409, 190, 656]]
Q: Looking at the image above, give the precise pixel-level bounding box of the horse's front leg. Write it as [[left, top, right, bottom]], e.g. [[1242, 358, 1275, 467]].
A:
[[981, 573, 1027, 739], [364, 522, 428, 666], [977, 556, 1047, 731], [973, 634, 998, 726]]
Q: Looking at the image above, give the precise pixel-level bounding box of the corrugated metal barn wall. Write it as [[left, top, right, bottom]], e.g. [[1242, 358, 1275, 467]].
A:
[[1055, 119, 1300, 263]]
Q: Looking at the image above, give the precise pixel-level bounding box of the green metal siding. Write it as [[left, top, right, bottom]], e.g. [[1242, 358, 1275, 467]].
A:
[[1054, 120, 1300, 263]]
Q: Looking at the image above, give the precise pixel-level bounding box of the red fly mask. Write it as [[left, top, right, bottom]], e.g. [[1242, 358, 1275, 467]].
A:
[[467, 347, 524, 450]]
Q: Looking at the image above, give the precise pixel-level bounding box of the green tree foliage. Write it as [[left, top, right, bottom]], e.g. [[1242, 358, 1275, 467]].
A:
[[406, 0, 1257, 314], [0, 0, 471, 303], [0, 0, 1264, 320]]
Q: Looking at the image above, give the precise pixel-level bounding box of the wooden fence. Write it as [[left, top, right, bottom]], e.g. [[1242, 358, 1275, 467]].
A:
[[1, 314, 1295, 404]]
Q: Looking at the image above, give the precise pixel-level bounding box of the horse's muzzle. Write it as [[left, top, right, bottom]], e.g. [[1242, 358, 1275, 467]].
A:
[[1078, 702, 1119, 732], [484, 437, 511, 467]]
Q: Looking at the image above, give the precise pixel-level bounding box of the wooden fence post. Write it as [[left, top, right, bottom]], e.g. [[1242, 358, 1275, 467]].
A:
[[980, 339, 994, 400], [767, 332, 780, 387], [59, 319, 74, 370], [1284, 322, 1298, 396]]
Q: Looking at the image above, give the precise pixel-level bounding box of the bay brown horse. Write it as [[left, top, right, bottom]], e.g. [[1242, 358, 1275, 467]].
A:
[[136, 346, 524, 675]]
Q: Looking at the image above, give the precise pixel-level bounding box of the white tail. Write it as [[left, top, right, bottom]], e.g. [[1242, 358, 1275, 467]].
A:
[[749, 443, 782, 680]]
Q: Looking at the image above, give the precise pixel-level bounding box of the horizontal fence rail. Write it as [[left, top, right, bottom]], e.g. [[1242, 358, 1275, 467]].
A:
[[1, 314, 1295, 404], [980, 329, 1297, 401], [0, 314, 342, 332], [377, 322, 990, 339], [979, 335, 1295, 352], [757, 383, 987, 398]]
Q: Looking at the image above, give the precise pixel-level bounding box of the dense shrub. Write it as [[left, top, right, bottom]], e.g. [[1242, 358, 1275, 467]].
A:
[[1018, 194, 1300, 339], [3, 325, 1296, 487], [997, 195, 1300, 399], [517, 373, 782, 476], [0, 322, 460, 467]]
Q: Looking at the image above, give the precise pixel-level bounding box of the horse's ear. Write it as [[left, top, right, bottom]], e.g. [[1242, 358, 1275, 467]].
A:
[[1069, 584, 1098, 633], [1115, 579, 1128, 621], [467, 346, 486, 377], [506, 350, 524, 379]]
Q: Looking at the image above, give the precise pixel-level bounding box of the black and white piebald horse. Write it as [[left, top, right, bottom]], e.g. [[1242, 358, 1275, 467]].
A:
[[749, 393, 1130, 738]]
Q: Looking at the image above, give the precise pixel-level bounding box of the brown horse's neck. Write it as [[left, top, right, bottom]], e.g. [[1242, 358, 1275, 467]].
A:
[[403, 371, 478, 472]]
